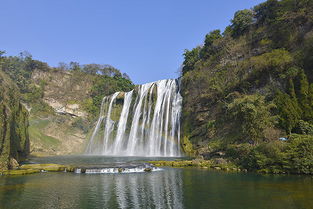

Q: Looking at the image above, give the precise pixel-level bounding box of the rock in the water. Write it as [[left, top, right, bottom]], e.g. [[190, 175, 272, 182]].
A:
[[213, 158, 227, 165], [9, 158, 19, 169]]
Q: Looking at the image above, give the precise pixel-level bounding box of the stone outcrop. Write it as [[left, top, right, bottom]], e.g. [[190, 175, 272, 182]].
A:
[[0, 71, 30, 170]]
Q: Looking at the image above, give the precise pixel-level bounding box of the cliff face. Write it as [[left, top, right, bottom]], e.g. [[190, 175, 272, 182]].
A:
[[180, 0, 313, 174], [0, 56, 134, 156], [28, 70, 98, 156], [31, 69, 93, 117], [0, 71, 29, 170]]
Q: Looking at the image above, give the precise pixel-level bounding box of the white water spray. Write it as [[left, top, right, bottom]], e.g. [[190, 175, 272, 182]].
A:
[[85, 79, 183, 157]]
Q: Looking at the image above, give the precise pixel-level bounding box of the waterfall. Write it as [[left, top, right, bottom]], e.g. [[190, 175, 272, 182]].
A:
[[85, 79, 183, 157]]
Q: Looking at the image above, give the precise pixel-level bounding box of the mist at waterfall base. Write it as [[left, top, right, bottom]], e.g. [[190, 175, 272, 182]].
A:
[[86, 79, 183, 157]]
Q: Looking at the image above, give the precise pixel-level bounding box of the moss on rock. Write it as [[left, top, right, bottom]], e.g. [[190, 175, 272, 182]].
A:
[[1, 169, 40, 175], [181, 136, 195, 156], [148, 159, 242, 172], [20, 163, 70, 172], [0, 71, 30, 170]]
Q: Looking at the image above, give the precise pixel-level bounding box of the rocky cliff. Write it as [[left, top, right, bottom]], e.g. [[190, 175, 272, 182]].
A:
[[28, 69, 95, 155], [180, 0, 313, 174], [0, 55, 134, 156], [0, 71, 29, 169]]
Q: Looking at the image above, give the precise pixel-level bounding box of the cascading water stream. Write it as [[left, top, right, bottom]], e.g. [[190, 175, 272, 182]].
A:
[[85, 79, 183, 157]]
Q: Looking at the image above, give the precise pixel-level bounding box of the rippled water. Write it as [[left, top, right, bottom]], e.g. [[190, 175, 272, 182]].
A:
[[0, 156, 312, 209]]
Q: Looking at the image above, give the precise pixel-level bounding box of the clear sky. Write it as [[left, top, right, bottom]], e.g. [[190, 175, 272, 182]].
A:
[[0, 0, 265, 84]]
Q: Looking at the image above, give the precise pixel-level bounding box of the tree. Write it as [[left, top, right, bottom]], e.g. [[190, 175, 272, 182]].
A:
[[69, 61, 80, 71], [295, 69, 313, 120], [0, 51, 5, 70], [0, 51, 5, 57], [199, 30, 222, 59], [231, 9, 254, 37], [58, 62, 69, 71], [226, 95, 275, 144], [182, 47, 200, 75], [254, 0, 280, 24], [309, 84, 313, 108], [287, 78, 297, 101], [274, 91, 301, 134], [286, 134, 313, 174]]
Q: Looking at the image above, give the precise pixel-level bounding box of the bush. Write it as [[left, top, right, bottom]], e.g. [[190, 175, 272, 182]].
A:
[[182, 47, 201, 75], [72, 118, 89, 133], [226, 94, 275, 144], [274, 91, 301, 133], [286, 134, 313, 174], [293, 120, 313, 135], [199, 30, 222, 59], [231, 9, 254, 37], [252, 141, 287, 173]]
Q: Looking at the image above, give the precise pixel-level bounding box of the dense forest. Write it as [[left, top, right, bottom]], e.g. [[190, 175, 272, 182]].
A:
[[181, 0, 313, 174]]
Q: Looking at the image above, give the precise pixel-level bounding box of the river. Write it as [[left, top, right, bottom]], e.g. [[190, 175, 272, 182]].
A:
[[0, 156, 312, 209]]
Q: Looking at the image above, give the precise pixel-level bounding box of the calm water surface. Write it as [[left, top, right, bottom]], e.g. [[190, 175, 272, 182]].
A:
[[0, 156, 312, 209]]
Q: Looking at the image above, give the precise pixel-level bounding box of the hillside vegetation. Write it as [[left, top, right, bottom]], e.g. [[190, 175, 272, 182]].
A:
[[0, 69, 29, 169], [181, 0, 313, 174], [0, 51, 134, 155]]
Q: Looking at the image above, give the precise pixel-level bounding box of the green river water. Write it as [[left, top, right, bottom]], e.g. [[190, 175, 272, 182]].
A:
[[0, 156, 312, 209]]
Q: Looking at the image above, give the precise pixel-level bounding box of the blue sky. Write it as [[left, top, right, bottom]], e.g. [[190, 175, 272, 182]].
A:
[[0, 0, 265, 84]]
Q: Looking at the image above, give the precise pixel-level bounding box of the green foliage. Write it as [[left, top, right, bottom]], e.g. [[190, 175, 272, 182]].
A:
[[275, 69, 313, 132], [229, 135, 313, 174], [285, 134, 313, 174], [89, 75, 134, 117], [254, 0, 280, 25], [293, 120, 313, 135], [294, 69, 313, 120], [0, 51, 134, 120], [82, 64, 125, 78], [251, 141, 287, 173], [309, 84, 313, 107], [274, 91, 301, 133], [302, 34, 313, 81], [247, 49, 293, 75], [226, 95, 275, 144], [182, 47, 201, 75], [199, 30, 222, 59], [1, 53, 49, 95], [0, 71, 29, 170], [231, 9, 254, 37], [72, 118, 90, 134], [181, 0, 313, 175]]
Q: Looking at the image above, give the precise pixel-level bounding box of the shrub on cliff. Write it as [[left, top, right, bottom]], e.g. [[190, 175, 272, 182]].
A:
[[285, 134, 313, 174], [226, 95, 275, 144]]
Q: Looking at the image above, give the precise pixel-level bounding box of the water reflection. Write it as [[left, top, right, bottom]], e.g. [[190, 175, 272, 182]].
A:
[[96, 169, 184, 209], [1, 167, 312, 209], [0, 169, 184, 209]]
